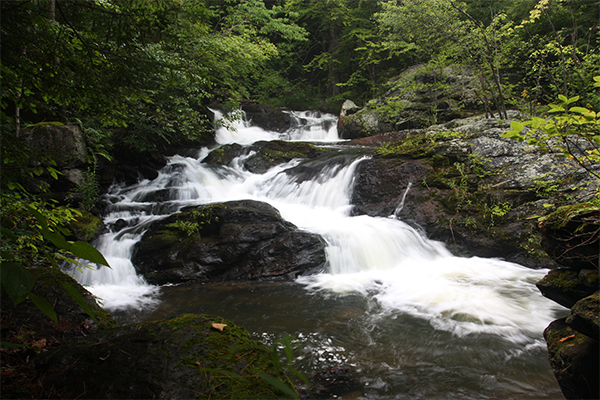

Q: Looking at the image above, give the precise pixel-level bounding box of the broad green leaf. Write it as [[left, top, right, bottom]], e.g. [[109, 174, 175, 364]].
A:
[[509, 121, 524, 131], [0, 262, 35, 305], [69, 241, 110, 267], [569, 107, 596, 119], [28, 292, 58, 324], [61, 282, 97, 322], [558, 94, 568, 103], [41, 228, 69, 250]]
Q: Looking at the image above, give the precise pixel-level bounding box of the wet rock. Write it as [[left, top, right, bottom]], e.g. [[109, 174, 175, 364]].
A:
[[566, 293, 600, 339], [132, 200, 327, 285], [543, 318, 599, 400], [112, 218, 129, 233], [0, 267, 117, 350], [536, 269, 598, 309], [203, 140, 328, 174], [33, 314, 291, 399], [242, 103, 294, 132], [243, 141, 327, 174]]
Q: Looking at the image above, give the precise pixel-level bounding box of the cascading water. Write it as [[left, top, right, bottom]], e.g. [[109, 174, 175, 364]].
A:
[[69, 109, 567, 399]]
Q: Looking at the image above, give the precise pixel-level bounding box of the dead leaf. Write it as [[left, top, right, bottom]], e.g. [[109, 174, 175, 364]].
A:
[[31, 339, 46, 350], [211, 323, 227, 332], [99, 351, 111, 360], [559, 334, 576, 343]]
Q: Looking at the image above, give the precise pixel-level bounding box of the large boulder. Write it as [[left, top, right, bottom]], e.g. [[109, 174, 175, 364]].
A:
[[132, 200, 327, 285], [21, 123, 88, 169], [338, 65, 480, 139], [33, 314, 293, 399]]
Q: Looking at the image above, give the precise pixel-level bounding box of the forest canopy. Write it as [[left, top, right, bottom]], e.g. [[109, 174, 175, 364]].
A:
[[2, 0, 599, 135]]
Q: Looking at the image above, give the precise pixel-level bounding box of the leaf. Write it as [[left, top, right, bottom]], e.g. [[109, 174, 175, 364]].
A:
[[28, 292, 58, 324], [509, 121, 524, 132], [0, 262, 35, 305], [0, 342, 28, 349], [569, 107, 596, 119], [559, 334, 576, 342], [69, 241, 110, 267], [1, 228, 19, 242], [257, 372, 299, 399], [211, 323, 227, 332], [61, 282, 98, 322]]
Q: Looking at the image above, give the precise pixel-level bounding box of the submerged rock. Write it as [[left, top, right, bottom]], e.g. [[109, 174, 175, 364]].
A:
[[34, 314, 293, 399], [132, 200, 327, 285]]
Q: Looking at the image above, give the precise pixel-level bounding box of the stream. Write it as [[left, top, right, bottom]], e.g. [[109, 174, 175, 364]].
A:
[[69, 110, 567, 399]]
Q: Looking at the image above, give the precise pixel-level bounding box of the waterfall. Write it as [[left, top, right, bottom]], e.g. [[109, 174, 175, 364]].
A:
[[70, 109, 563, 344]]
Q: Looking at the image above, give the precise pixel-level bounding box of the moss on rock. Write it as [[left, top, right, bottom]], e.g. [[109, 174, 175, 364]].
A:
[[35, 314, 294, 399]]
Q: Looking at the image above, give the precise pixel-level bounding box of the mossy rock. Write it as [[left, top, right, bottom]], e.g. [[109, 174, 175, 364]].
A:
[[34, 314, 294, 399], [536, 268, 599, 308], [66, 209, 104, 242], [566, 292, 600, 339], [544, 318, 599, 400]]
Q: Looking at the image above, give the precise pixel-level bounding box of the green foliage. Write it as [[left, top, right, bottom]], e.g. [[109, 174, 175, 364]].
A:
[[166, 205, 224, 238], [503, 77, 600, 181], [1, 197, 110, 323]]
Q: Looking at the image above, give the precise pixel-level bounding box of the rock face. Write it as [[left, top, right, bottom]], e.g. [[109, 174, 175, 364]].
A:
[[21, 123, 88, 169], [338, 65, 480, 139], [34, 314, 291, 399], [346, 111, 599, 267], [132, 200, 327, 285], [20, 123, 90, 200]]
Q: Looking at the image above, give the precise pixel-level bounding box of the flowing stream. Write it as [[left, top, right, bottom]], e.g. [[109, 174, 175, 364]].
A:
[[70, 110, 567, 399]]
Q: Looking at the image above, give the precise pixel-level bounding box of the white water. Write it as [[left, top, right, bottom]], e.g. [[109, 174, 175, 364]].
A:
[[70, 109, 564, 345]]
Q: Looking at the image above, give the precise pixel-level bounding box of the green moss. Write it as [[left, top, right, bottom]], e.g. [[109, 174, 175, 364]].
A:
[[539, 269, 579, 291], [67, 209, 103, 241], [159, 314, 295, 399], [541, 202, 600, 230], [375, 132, 436, 158]]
